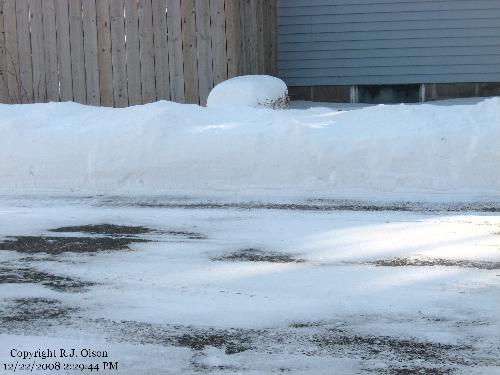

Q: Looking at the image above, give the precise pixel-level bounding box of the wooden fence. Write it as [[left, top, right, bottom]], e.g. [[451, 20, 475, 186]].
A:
[[0, 0, 277, 106]]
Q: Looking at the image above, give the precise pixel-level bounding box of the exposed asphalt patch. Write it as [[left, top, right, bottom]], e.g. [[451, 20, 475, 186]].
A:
[[91, 196, 500, 212], [90, 318, 490, 374], [50, 224, 207, 240], [0, 311, 493, 373], [378, 366, 453, 375], [212, 248, 305, 263], [0, 264, 94, 292], [50, 224, 152, 236], [0, 235, 148, 255], [369, 257, 500, 270], [312, 328, 467, 364], [0, 298, 75, 323], [165, 230, 207, 240], [101, 320, 256, 355]]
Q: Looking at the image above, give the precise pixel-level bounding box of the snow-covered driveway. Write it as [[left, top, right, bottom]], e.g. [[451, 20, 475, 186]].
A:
[[0, 196, 498, 374]]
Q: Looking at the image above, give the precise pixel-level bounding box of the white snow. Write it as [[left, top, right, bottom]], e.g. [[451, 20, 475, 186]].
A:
[[0, 197, 498, 373], [0, 96, 499, 200], [206, 74, 288, 109], [1, 87, 499, 373]]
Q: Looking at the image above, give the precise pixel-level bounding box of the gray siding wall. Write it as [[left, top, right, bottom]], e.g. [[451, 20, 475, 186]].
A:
[[278, 0, 500, 86]]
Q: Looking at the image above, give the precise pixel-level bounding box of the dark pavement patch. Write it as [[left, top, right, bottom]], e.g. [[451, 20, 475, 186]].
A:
[[165, 231, 207, 240], [369, 257, 500, 270], [312, 329, 465, 363], [381, 367, 453, 375], [93, 318, 488, 374], [0, 264, 94, 292], [95, 196, 500, 213], [0, 236, 148, 255], [50, 224, 152, 236], [212, 248, 305, 263], [103, 320, 256, 355], [50, 224, 206, 240], [0, 298, 75, 323]]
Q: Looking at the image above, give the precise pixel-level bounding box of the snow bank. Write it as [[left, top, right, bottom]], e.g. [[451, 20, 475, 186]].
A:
[[207, 75, 288, 109], [0, 97, 499, 200]]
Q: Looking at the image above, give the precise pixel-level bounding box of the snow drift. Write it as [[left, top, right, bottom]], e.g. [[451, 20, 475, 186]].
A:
[[0, 97, 499, 200], [207, 75, 288, 109]]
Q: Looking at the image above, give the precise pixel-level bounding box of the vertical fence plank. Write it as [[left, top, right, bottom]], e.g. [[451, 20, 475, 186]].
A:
[[181, 0, 198, 104], [248, 0, 259, 74], [96, 0, 113, 106], [42, 0, 59, 102], [166, 0, 184, 102], [68, 0, 87, 103], [138, 0, 156, 103], [152, 0, 170, 100], [210, 0, 227, 86], [124, 0, 141, 105], [16, 0, 32, 103], [0, 0, 9, 103], [2, 0, 19, 103], [110, 0, 128, 107], [30, 0, 46, 102], [260, 0, 268, 73], [83, 0, 100, 106], [241, 0, 252, 74], [267, 0, 277, 75], [224, 0, 239, 78], [194, 0, 213, 105], [255, 0, 265, 74], [55, 0, 73, 101]]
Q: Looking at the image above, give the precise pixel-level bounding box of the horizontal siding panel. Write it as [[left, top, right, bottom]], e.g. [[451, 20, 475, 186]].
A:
[[279, 37, 500, 52], [280, 0, 500, 8], [279, 1, 499, 17], [281, 65, 500, 78], [278, 0, 500, 86], [278, 9, 500, 26], [279, 46, 500, 61], [279, 27, 500, 43], [279, 55, 500, 70], [285, 73, 500, 86], [279, 18, 500, 34]]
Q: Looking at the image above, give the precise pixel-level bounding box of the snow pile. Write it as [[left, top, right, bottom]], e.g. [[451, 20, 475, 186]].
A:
[[207, 75, 288, 109], [0, 97, 499, 200]]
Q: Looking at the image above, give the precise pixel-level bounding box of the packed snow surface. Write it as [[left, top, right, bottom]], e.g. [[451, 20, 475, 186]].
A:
[[0, 97, 499, 200], [207, 75, 288, 108], [0, 196, 499, 374]]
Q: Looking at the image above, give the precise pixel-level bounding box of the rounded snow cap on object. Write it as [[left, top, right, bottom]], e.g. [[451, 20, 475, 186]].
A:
[[207, 75, 289, 109]]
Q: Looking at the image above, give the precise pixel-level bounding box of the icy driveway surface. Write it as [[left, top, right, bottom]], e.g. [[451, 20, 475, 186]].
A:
[[0, 196, 499, 374]]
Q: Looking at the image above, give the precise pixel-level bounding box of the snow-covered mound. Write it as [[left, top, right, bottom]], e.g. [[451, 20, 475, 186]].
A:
[[207, 75, 288, 109], [0, 97, 499, 200]]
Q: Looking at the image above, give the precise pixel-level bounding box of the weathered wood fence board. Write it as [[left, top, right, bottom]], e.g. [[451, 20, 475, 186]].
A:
[[210, 0, 227, 86], [152, 0, 170, 101], [195, 0, 213, 105], [82, 0, 100, 106], [42, 0, 59, 102], [0, 0, 277, 107], [0, 0, 8, 102], [16, 0, 33, 103], [167, 0, 185, 103], [55, 0, 73, 102], [181, 0, 198, 104], [138, 0, 156, 104], [68, 0, 86, 103], [96, 0, 113, 107], [124, 0, 141, 105], [29, 0, 46, 102], [110, 0, 128, 107]]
